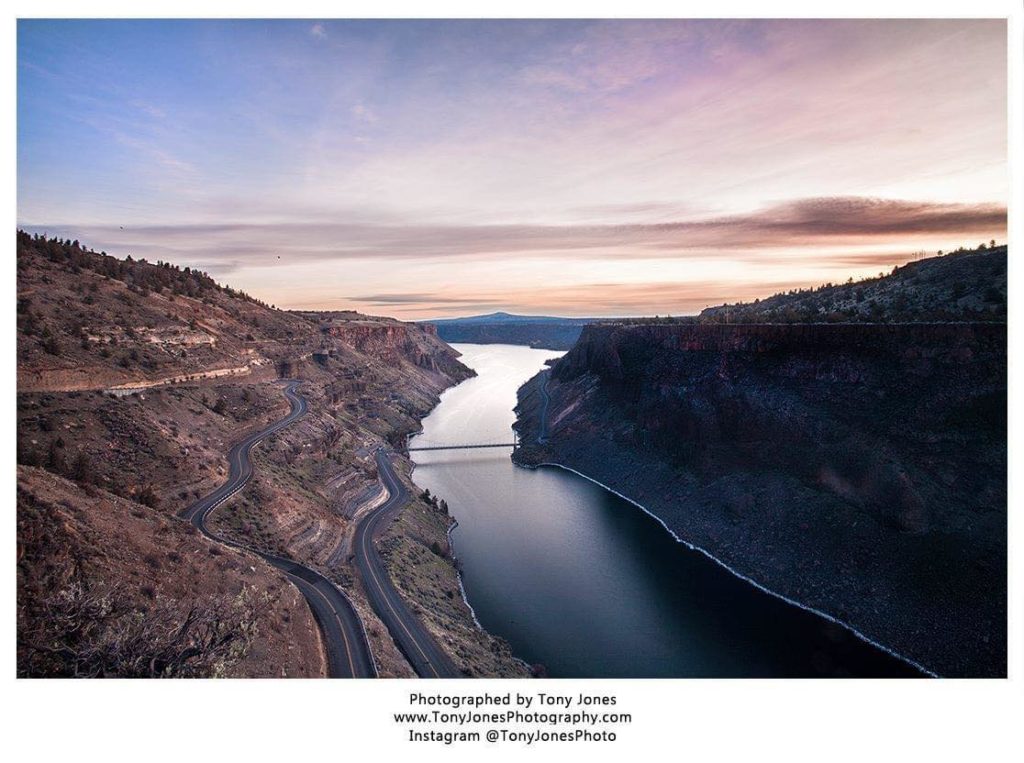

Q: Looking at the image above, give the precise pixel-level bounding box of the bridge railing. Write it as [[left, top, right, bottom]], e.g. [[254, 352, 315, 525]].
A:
[[406, 442, 518, 452]]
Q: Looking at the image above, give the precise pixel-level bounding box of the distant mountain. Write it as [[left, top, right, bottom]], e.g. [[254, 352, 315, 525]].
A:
[[423, 313, 599, 350], [428, 311, 593, 326]]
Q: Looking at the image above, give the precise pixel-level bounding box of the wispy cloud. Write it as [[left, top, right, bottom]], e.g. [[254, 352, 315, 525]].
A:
[[351, 103, 378, 123], [663, 197, 1007, 247], [17, 19, 1007, 317], [351, 292, 501, 306], [25, 197, 1003, 265], [131, 100, 166, 119], [350, 279, 817, 319]]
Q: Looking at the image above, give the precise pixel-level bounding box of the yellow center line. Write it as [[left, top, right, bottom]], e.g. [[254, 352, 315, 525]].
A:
[[361, 460, 441, 677], [288, 572, 357, 678], [189, 381, 365, 679]]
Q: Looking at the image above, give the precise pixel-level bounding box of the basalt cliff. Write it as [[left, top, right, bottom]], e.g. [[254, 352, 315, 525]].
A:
[[514, 251, 1006, 677]]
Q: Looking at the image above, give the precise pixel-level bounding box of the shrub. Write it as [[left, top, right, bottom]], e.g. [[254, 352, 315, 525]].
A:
[[18, 578, 265, 678], [136, 484, 160, 508], [42, 335, 61, 356]]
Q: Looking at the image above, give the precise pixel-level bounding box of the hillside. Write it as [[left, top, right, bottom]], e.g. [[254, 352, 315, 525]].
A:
[[699, 244, 1006, 324], [17, 231, 524, 678], [514, 248, 1007, 677], [421, 245, 1007, 353], [17, 465, 325, 677], [17, 231, 318, 392]]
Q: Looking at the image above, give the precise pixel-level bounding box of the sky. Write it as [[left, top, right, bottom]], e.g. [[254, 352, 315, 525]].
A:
[[17, 19, 1007, 318]]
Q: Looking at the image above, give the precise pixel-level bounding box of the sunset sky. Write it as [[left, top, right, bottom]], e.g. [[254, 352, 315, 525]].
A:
[[18, 19, 1007, 318]]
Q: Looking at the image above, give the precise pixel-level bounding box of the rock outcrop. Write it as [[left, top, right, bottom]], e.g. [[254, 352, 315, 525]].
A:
[[515, 321, 1006, 677], [322, 318, 471, 377]]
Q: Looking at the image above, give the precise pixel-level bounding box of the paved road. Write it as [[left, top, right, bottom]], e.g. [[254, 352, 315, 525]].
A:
[[179, 380, 376, 679], [352, 450, 461, 678], [537, 369, 552, 444]]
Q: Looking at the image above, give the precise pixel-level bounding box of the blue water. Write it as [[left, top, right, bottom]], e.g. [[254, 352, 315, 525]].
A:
[[410, 344, 920, 678]]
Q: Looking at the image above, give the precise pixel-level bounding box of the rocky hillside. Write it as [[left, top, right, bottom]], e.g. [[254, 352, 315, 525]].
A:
[[313, 312, 471, 378], [700, 243, 1006, 324], [17, 231, 522, 678], [17, 465, 325, 677], [17, 231, 317, 392], [514, 255, 1007, 677]]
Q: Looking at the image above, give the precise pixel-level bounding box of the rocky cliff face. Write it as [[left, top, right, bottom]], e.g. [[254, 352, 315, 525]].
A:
[[323, 319, 471, 378], [515, 322, 1006, 677]]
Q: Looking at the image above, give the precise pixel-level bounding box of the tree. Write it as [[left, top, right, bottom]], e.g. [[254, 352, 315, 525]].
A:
[[46, 440, 64, 472], [42, 335, 61, 356], [70, 451, 93, 484], [136, 484, 160, 508]]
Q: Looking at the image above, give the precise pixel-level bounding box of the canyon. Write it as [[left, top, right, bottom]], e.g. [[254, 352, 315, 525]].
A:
[[514, 316, 1006, 677], [16, 232, 523, 677], [16, 233, 1008, 679]]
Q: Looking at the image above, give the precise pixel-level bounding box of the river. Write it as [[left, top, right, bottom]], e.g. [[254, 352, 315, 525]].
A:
[[409, 343, 921, 678]]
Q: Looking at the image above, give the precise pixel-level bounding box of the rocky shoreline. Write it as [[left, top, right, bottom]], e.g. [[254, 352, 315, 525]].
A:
[[514, 457, 935, 676], [376, 453, 531, 677], [513, 322, 1007, 677]]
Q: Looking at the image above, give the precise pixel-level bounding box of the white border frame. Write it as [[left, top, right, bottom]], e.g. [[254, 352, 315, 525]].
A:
[[5, 3, 1021, 761]]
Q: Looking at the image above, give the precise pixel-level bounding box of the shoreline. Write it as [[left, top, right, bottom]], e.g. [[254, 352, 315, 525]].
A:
[[444, 511, 536, 674], [514, 458, 938, 678], [394, 379, 529, 676], [409, 436, 535, 674], [444, 518, 484, 631]]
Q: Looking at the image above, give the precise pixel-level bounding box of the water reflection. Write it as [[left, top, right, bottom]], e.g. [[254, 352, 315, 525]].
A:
[[410, 344, 920, 678]]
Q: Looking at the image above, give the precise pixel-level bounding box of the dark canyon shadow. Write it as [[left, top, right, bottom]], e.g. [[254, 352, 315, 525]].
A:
[[411, 344, 923, 678]]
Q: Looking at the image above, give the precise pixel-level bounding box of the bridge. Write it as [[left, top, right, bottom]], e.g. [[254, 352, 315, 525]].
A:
[[407, 442, 517, 452]]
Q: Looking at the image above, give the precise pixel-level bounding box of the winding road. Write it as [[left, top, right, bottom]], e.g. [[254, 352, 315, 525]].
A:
[[179, 380, 376, 679], [352, 450, 461, 678], [537, 369, 552, 444]]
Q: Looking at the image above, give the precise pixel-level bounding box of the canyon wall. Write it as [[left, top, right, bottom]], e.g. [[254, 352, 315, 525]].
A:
[[515, 322, 1006, 676], [324, 320, 471, 377], [17, 234, 512, 677]]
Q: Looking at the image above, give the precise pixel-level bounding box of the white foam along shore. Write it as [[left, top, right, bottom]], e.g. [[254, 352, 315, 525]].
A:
[[416, 457, 535, 674], [517, 459, 939, 678], [444, 518, 484, 631], [407, 426, 529, 663]]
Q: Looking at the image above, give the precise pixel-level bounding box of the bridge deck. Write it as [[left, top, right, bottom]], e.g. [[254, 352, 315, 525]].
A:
[[407, 443, 517, 452]]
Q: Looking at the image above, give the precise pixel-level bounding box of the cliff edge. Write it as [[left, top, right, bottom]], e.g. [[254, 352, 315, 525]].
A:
[[514, 320, 1006, 677]]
